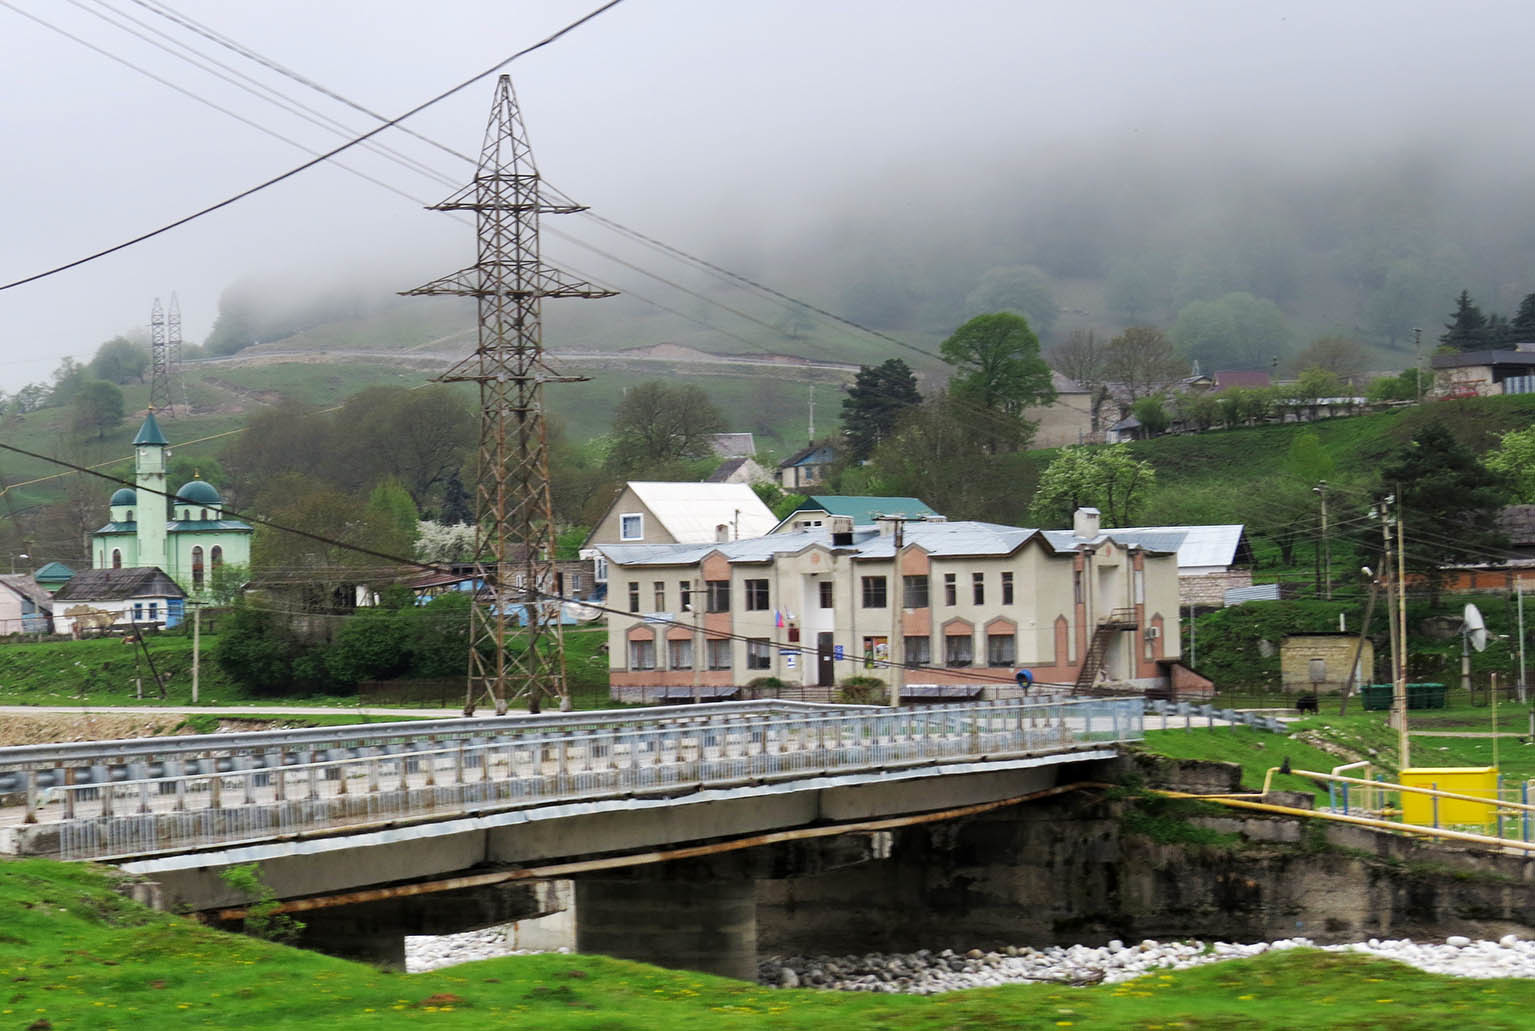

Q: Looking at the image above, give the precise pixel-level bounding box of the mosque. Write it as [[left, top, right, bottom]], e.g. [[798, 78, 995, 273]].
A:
[[90, 411, 252, 596]]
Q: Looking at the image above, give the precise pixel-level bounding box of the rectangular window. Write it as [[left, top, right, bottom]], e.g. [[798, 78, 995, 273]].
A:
[[594, 556, 609, 582], [987, 633, 1016, 667], [904, 635, 931, 665], [627, 582, 640, 613], [861, 575, 887, 608], [902, 574, 929, 608], [706, 580, 731, 613], [1134, 569, 1146, 605], [745, 578, 770, 611], [945, 634, 974, 667], [1073, 569, 1083, 605], [679, 581, 693, 612], [1002, 571, 1014, 605], [132, 602, 144, 621], [148, 602, 158, 621], [944, 572, 957, 606], [746, 638, 772, 670], [972, 572, 985, 605], [818, 581, 833, 609], [619, 513, 643, 541], [570, 573, 582, 591], [628, 639, 656, 670], [707, 638, 732, 670], [653, 581, 666, 611], [668, 639, 693, 670]]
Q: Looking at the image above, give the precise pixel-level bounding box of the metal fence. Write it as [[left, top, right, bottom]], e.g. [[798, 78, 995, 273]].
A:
[[2, 697, 1143, 861]]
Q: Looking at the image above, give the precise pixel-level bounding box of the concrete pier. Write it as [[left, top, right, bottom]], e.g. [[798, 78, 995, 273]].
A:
[[576, 862, 758, 980]]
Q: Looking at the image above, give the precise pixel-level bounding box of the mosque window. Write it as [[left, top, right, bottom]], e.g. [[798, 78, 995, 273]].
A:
[[126, 509, 133, 522], [201, 509, 209, 521], [112, 549, 122, 569], [192, 547, 204, 590], [211, 546, 223, 569]]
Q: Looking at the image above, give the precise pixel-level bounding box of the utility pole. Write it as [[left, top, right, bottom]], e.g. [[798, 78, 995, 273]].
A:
[[1518, 580, 1527, 704], [877, 514, 914, 707], [1313, 480, 1331, 599], [1379, 497, 1407, 767], [807, 384, 815, 440], [1413, 326, 1424, 403], [1395, 495, 1411, 770], [405, 75, 614, 715], [191, 602, 201, 705]]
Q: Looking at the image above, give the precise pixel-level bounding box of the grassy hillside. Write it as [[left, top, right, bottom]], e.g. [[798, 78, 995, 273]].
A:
[[4, 858, 1534, 1030]]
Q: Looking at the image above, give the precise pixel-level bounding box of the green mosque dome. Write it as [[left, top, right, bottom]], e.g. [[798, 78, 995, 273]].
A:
[[110, 487, 136, 506], [175, 479, 222, 507]]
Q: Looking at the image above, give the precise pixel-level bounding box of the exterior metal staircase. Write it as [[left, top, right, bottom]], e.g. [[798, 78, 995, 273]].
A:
[[1073, 608, 1139, 694]]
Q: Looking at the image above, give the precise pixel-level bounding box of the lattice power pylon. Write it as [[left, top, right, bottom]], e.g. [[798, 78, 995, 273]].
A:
[[148, 297, 173, 415], [167, 292, 189, 415], [404, 74, 614, 715]]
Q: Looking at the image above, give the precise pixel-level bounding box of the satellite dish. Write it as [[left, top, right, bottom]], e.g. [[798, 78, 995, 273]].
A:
[[1464, 603, 1489, 652]]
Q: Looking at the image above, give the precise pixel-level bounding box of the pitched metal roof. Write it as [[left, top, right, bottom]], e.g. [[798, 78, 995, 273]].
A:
[[133, 411, 169, 445], [32, 561, 75, 583], [0, 575, 53, 613], [599, 519, 1181, 568], [708, 432, 757, 458], [1107, 523, 1247, 569], [625, 481, 778, 542], [802, 495, 938, 522], [166, 519, 254, 532], [54, 566, 186, 602]]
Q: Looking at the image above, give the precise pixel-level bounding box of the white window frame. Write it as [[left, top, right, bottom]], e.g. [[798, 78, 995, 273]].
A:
[[619, 513, 644, 541]]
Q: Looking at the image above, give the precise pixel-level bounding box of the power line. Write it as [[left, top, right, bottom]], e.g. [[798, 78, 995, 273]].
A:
[[0, 0, 629, 292]]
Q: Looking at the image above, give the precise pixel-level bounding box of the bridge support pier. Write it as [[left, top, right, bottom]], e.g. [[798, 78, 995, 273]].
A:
[[575, 860, 758, 981]]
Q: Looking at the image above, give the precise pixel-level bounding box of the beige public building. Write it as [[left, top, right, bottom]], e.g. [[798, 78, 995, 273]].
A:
[[597, 508, 1184, 701]]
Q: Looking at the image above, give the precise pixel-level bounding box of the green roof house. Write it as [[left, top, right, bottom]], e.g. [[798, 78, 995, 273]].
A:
[[771, 495, 940, 534]]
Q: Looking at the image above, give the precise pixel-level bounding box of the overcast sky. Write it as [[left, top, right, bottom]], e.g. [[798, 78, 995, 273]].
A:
[[3, 0, 1534, 392]]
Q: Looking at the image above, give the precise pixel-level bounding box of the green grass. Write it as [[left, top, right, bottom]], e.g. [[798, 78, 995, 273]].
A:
[[5, 858, 1535, 1030], [1140, 726, 1353, 802]]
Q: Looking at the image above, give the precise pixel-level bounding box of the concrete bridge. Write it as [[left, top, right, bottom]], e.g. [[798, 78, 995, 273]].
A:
[[0, 697, 1142, 975]]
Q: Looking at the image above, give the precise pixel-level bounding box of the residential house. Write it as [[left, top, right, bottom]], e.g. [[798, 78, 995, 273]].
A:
[[0, 575, 52, 634], [777, 442, 838, 491], [1024, 372, 1103, 448], [709, 432, 757, 459], [1430, 347, 1535, 398], [31, 562, 75, 595], [1106, 523, 1252, 607], [706, 456, 772, 486], [1281, 633, 1374, 695], [1209, 370, 1272, 392], [582, 481, 778, 587], [601, 507, 1182, 703], [771, 495, 939, 534], [52, 567, 187, 636], [1437, 505, 1535, 593]]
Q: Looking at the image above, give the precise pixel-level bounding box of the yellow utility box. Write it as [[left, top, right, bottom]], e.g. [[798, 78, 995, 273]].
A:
[[1400, 766, 1498, 826]]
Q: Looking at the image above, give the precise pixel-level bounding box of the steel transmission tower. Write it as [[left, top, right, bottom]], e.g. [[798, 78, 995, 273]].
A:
[[167, 292, 189, 415], [405, 74, 614, 715], [148, 298, 173, 415]]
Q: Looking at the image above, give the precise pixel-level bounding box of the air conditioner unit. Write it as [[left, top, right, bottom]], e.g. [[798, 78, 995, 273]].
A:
[[1143, 626, 1160, 640]]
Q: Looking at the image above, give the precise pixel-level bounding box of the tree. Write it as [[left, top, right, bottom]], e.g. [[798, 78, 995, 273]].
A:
[[49, 357, 88, 407], [1030, 444, 1157, 528], [1131, 396, 1170, 438], [331, 386, 475, 507], [1170, 292, 1290, 370], [403, 592, 472, 678], [326, 608, 408, 685], [963, 265, 1058, 336], [415, 519, 477, 563], [1512, 292, 1535, 341], [1365, 368, 1429, 403], [840, 358, 922, 461], [939, 312, 1055, 452], [440, 472, 473, 526], [861, 392, 1023, 521], [1291, 336, 1370, 386], [70, 379, 124, 439], [1047, 329, 1112, 432], [363, 479, 419, 559], [1289, 367, 1349, 421], [1486, 426, 1535, 503], [1375, 422, 1510, 602], [1441, 289, 1490, 351], [88, 337, 150, 384], [607, 381, 726, 474], [1104, 327, 1187, 403]]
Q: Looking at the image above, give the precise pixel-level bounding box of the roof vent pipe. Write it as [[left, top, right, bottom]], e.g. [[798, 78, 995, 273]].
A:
[[1073, 507, 1101, 540]]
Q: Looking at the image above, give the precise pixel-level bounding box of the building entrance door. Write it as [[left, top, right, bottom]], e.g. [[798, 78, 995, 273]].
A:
[[817, 632, 835, 687]]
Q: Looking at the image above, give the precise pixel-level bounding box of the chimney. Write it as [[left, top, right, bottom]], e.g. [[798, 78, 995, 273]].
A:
[[715, 523, 730, 543], [1073, 507, 1101, 540], [830, 515, 854, 546]]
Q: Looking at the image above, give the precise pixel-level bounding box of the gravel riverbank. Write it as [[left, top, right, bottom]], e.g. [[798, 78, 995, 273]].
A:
[[407, 930, 1535, 990]]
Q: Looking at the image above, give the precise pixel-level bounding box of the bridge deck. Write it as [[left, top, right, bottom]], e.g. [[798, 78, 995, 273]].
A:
[[0, 698, 1143, 862]]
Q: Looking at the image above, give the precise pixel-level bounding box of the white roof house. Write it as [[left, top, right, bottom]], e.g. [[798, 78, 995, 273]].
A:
[[584, 481, 779, 551], [1109, 524, 1249, 576]]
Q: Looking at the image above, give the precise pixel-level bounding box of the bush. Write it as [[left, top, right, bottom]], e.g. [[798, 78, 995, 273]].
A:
[[837, 675, 886, 704]]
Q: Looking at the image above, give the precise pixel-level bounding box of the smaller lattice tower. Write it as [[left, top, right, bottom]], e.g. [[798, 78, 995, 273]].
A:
[[167, 292, 189, 415], [148, 298, 174, 416]]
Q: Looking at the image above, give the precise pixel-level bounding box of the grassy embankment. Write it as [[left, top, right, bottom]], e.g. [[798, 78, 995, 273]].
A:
[[3, 857, 1533, 1030], [0, 626, 613, 716]]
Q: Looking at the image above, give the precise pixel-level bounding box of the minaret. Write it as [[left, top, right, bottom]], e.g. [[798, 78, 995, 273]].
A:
[[133, 410, 170, 571]]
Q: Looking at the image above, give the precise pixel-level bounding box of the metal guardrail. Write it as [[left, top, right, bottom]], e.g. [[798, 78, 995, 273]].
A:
[[2, 697, 1143, 861], [1143, 699, 1289, 734]]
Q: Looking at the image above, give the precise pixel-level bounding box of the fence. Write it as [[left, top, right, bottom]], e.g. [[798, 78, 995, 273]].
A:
[[1143, 699, 1289, 734], [0, 697, 1143, 861]]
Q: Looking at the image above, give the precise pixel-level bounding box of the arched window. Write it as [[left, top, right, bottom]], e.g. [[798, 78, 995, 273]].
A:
[[211, 546, 223, 569], [201, 508, 209, 521], [111, 549, 122, 569], [126, 509, 133, 522], [191, 546, 205, 590]]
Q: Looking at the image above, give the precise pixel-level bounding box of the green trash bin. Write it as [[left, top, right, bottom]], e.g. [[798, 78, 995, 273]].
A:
[[1361, 683, 1394, 711], [1406, 682, 1447, 710]]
